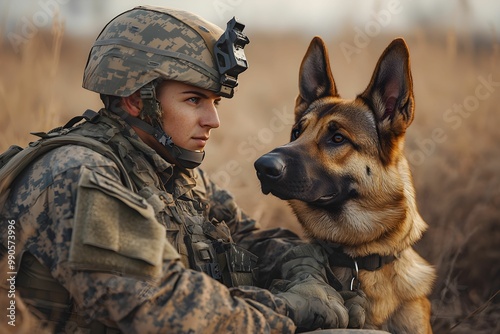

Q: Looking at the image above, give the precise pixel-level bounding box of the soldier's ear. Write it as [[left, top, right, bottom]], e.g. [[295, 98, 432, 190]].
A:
[[295, 36, 338, 121], [121, 91, 143, 117]]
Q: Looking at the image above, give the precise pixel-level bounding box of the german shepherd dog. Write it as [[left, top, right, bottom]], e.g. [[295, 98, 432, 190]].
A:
[[254, 37, 436, 333]]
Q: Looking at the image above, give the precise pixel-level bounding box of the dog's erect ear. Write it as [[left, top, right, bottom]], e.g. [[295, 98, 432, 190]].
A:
[[295, 37, 338, 119], [360, 38, 414, 135]]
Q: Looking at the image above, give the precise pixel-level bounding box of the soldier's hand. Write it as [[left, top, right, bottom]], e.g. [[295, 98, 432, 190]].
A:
[[270, 243, 352, 331], [339, 290, 368, 328], [275, 275, 348, 330]]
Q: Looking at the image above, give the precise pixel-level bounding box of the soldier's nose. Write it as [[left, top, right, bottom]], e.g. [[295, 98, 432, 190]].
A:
[[201, 105, 220, 129]]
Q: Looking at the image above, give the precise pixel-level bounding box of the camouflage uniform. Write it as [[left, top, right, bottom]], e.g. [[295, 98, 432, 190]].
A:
[[0, 109, 300, 333]]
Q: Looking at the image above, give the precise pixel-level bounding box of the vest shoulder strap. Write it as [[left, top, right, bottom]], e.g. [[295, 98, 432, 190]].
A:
[[0, 133, 135, 209]]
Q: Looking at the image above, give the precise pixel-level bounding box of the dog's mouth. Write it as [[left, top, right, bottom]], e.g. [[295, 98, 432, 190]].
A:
[[260, 183, 272, 196], [311, 193, 339, 206]]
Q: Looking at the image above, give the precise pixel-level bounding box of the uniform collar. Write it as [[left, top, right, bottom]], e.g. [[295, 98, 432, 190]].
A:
[[168, 168, 197, 199]]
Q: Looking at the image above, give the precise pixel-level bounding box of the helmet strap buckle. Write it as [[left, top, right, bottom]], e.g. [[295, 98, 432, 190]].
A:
[[140, 85, 155, 100], [139, 82, 161, 119]]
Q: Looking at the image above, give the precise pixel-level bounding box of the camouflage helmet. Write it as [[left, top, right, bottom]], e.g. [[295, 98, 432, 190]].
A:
[[83, 5, 249, 99]]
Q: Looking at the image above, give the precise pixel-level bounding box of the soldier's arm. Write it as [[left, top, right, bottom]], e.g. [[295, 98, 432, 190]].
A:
[[70, 266, 295, 333], [8, 146, 295, 333]]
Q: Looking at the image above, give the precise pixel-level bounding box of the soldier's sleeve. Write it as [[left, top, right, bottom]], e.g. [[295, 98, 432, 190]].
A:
[[4, 146, 295, 333], [197, 169, 305, 288], [72, 265, 295, 333]]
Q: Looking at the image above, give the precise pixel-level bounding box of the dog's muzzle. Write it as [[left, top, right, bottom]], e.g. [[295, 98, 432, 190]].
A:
[[254, 150, 317, 201], [255, 149, 357, 207], [254, 152, 285, 194]]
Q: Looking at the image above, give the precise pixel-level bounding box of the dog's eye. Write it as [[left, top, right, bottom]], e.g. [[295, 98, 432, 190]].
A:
[[291, 128, 301, 141], [331, 133, 346, 144]]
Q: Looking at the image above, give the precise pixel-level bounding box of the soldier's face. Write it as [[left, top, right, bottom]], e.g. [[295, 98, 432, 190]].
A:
[[156, 80, 221, 152]]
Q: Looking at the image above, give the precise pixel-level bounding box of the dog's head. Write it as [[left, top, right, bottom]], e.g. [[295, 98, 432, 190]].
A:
[[255, 37, 424, 251]]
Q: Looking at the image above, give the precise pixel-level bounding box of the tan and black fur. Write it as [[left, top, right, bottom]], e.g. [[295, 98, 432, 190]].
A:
[[255, 37, 435, 333]]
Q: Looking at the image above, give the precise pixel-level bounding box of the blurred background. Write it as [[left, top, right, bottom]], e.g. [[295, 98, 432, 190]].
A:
[[1, 0, 499, 332]]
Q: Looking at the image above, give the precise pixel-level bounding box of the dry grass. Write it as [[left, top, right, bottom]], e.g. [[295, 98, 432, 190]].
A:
[[1, 20, 499, 333]]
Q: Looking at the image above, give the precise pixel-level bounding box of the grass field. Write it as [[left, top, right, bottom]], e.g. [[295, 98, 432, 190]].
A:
[[1, 17, 499, 333]]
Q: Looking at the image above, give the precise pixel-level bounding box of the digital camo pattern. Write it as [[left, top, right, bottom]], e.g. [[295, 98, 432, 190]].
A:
[[83, 6, 224, 97], [0, 109, 301, 333]]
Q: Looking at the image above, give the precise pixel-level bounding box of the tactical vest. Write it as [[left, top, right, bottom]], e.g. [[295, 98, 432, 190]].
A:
[[0, 109, 257, 332]]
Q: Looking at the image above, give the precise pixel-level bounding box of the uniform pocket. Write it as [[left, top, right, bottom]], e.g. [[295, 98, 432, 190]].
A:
[[69, 166, 179, 283]]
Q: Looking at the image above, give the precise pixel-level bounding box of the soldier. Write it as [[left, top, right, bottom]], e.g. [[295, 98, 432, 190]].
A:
[[0, 6, 366, 333]]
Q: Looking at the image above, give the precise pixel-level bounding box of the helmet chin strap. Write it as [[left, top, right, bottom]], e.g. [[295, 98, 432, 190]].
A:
[[123, 114, 205, 169], [109, 85, 205, 169]]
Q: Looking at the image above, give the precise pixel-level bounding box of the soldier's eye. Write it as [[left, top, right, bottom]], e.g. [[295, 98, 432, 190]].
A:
[[187, 97, 201, 104]]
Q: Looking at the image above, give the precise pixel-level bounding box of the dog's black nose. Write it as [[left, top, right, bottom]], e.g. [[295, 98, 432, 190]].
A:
[[254, 153, 285, 180]]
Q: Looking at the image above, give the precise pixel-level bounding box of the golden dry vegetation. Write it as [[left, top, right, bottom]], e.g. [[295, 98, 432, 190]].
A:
[[1, 17, 499, 334]]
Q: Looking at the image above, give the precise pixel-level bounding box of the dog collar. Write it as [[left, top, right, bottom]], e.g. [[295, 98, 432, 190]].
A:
[[314, 240, 397, 271], [314, 240, 398, 291]]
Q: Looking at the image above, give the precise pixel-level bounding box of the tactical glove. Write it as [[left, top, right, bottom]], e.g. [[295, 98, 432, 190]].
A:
[[270, 243, 349, 331], [339, 290, 368, 329]]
